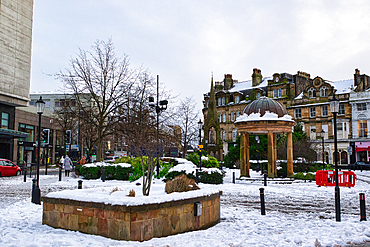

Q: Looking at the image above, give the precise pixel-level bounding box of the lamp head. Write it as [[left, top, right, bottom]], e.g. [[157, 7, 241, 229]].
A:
[[36, 96, 45, 114], [329, 93, 339, 114], [198, 119, 203, 130]]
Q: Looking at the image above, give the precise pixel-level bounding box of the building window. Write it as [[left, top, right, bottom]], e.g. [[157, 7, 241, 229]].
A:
[[310, 125, 316, 140], [29, 100, 36, 106], [310, 107, 316, 117], [295, 108, 301, 118], [45, 100, 50, 108], [257, 93, 261, 99], [235, 95, 240, 103], [359, 120, 367, 138], [232, 129, 237, 142], [222, 113, 226, 122], [231, 112, 235, 122], [273, 89, 277, 98], [338, 104, 345, 115], [357, 103, 367, 111], [322, 105, 328, 117], [278, 88, 282, 97], [218, 98, 221, 106], [236, 111, 240, 118], [55, 101, 60, 107], [221, 130, 225, 141], [308, 88, 316, 98], [219, 114, 222, 122], [222, 97, 226, 105], [1, 112, 9, 129], [320, 86, 328, 97]]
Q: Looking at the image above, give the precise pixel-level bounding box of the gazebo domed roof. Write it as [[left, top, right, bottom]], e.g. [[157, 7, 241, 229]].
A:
[[243, 96, 287, 118]]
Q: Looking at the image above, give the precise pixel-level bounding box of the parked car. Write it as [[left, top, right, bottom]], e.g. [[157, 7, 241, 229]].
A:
[[347, 161, 370, 171], [103, 156, 119, 163], [0, 159, 21, 177]]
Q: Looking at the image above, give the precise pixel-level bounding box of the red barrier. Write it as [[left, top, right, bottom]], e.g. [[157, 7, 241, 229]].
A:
[[315, 170, 356, 187]]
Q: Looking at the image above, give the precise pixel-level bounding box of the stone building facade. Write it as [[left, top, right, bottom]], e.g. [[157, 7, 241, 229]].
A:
[[0, 0, 34, 160], [202, 68, 370, 166]]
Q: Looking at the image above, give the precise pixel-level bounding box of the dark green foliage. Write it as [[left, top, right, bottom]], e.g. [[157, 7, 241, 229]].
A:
[[80, 166, 102, 179], [198, 170, 224, 184], [159, 162, 174, 178], [277, 162, 287, 178], [164, 169, 224, 184], [79, 165, 133, 180], [74, 164, 81, 176], [293, 172, 315, 180], [186, 153, 219, 168], [224, 144, 239, 168]]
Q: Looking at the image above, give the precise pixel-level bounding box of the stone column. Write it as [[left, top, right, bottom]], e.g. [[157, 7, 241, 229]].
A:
[[268, 131, 274, 178], [246, 133, 250, 177], [287, 131, 293, 177], [240, 133, 246, 177]]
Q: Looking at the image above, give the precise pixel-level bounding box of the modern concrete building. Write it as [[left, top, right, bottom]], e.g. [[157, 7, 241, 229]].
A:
[[0, 0, 34, 159]]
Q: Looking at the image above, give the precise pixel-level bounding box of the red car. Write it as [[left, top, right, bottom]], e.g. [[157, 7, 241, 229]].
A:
[[0, 159, 21, 177]]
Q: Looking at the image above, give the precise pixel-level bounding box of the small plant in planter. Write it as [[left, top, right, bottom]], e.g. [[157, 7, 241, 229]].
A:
[[165, 174, 200, 194]]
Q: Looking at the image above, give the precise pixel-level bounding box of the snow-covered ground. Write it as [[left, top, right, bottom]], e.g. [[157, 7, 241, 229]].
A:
[[1, 163, 370, 246]]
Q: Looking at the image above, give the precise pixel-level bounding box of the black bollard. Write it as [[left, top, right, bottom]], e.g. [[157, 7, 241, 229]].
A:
[[23, 165, 27, 182], [360, 193, 366, 221], [195, 169, 199, 184], [31, 178, 40, 205], [232, 171, 235, 184], [263, 171, 267, 186], [260, 188, 266, 215], [78, 180, 83, 189], [102, 166, 106, 182], [59, 165, 62, 181]]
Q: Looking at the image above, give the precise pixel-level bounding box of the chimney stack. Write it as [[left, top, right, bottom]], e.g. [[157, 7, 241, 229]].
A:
[[252, 68, 262, 86]]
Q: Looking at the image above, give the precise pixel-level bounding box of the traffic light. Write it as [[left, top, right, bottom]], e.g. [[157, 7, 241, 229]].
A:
[[41, 129, 50, 144], [66, 130, 71, 144]]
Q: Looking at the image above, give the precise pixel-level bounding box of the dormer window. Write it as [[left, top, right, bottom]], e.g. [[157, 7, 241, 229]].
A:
[[308, 88, 316, 98], [222, 97, 225, 105], [235, 95, 240, 103], [320, 86, 328, 97]]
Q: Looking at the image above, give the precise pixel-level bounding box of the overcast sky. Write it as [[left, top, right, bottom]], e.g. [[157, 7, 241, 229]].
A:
[[30, 0, 370, 112]]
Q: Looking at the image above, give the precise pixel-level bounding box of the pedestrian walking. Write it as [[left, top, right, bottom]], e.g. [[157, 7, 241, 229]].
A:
[[63, 155, 73, 177]]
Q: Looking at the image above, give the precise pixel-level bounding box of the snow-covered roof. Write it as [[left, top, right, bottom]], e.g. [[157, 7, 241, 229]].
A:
[[294, 92, 304, 100], [327, 79, 354, 94], [228, 77, 271, 93], [235, 111, 294, 123]]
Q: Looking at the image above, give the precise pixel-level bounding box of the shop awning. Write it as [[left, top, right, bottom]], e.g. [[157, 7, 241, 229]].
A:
[[0, 128, 29, 139], [356, 147, 370, 152]]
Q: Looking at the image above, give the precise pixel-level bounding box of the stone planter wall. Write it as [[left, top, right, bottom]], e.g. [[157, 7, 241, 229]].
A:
[[41, 191, 221, 241]]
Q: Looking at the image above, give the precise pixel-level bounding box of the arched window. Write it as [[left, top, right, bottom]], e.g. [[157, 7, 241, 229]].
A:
[[308, 88, 316, 98], [218, 98, 221, 106], [222, 97, 225, 105], [235, 95, 240, 103], [320, 86, 328, 97]]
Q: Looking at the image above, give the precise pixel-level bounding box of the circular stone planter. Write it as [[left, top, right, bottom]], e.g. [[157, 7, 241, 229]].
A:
[[41, 189, 221, 241]]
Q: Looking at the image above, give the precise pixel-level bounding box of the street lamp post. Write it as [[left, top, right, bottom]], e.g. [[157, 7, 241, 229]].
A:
[[32, 96, 45, 205], [330, 93, 341, 222], [255, 135, 261, 174], [198, 119, 203, 171], [149, 75, 168, 177], [320, 130, 325, 170]]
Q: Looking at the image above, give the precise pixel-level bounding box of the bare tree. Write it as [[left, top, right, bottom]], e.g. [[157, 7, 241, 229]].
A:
[[173, 96, 199, 157], [56, 39, 139, 161]]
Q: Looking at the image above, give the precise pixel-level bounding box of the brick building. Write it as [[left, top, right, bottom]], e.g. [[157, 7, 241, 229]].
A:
[[202, 68, 370, 165]]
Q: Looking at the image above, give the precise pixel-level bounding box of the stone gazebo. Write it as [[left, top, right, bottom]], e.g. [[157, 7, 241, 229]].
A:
[[235, 97, 295, 178]]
